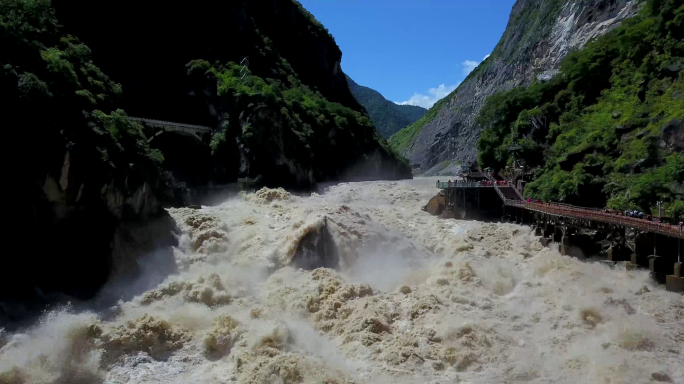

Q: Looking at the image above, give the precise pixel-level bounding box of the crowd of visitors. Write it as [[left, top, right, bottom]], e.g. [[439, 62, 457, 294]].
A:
[[437, 179, 505, 187]]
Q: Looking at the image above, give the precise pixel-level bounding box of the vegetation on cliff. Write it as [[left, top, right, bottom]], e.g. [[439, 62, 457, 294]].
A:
[[50, 0, 411, 187], [346, 76, 427, 139], [389, 95, 451, 155], [1, 0, 176, 306], [187, 60, 410, 186], [477, 0, 684, 216], [388, 0, 576, 157], [1, 0, 164, 187]]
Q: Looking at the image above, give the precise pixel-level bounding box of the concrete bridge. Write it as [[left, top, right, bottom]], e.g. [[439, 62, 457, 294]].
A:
[[129, 117, 213, 143]]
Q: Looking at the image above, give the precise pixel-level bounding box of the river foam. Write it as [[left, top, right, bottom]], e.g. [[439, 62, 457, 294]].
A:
[[1, 178, 682, 383]]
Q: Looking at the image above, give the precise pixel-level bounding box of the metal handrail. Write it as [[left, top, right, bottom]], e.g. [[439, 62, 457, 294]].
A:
[[437, 181, 495, 188], [518, 201, 684, 239], [441, 173, 682, 239], [483, 172, 515, 203], [129, 117, 213, 132], [500, 170, 525, 200], [493, 184, 508, 203]]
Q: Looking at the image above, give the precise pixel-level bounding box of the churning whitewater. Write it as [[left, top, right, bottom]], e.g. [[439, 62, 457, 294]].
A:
[[1, 178, 682, 384]]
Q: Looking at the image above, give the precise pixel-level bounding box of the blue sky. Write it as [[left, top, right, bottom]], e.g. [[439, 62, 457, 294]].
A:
[[298, 0, 516, 108]]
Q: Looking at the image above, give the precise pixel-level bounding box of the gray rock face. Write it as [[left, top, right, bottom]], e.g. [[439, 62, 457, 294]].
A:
[[404, 0, 641, 171], [663, 119, 684, 152]]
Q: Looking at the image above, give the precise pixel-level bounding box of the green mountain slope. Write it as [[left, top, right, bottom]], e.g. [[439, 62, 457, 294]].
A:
[[346, 76, 426, 138], [477, 0, 684, 217], [396, 103, 428, 123], [389, 0, 640, 171]]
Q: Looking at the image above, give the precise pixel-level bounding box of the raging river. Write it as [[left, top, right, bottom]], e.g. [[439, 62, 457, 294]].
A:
[[1, 177, 682, 383]]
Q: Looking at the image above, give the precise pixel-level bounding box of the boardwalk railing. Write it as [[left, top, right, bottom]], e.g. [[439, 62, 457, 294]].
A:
[[482, 172, 515, 202], [436, 176, 683, 239], [514, 201, 683, 239], [129, 117, 213, 135], [436, 181, 494, 188], [485, 172, 524, 201]]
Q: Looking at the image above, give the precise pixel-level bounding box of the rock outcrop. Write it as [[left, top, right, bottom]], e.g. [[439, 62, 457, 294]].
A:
[[3, 148, 180, 324], [51, 0, 412, 187], [0, 1, 182, 324], [396, 0, 641, 171], [51, 0, 359, 128]]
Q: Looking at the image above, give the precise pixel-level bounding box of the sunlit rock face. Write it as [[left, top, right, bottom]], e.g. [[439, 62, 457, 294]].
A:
[[402, 0, 640, 172]]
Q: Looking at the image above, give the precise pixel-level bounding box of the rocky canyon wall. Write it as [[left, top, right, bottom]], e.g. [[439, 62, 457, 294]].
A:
[[396, 0, 641, 172]]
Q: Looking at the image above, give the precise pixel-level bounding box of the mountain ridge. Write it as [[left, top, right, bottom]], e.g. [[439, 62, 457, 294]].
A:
[[390, 0, 642, 172], [346, 75, 427, 139]]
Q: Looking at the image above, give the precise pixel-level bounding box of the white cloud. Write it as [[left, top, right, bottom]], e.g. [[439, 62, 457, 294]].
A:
[[462, 60, 479, 76], [395, 54, 493, 109], [395, 83, 459, 109], [462, 54, 491, 76]]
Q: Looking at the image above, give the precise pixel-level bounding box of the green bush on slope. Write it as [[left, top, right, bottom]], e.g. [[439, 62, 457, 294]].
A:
[[389, 95, 450, 154], [1, 0, 174, 304], [476, 0, 684, 214], [188, 60, 410, 185], [1, 0, 163, 186]]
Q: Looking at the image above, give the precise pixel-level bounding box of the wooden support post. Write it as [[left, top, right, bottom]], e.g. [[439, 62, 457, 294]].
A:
[[560, 226, 569, 255], [463, 188, 466, 216], [610, 226, 614, 248], [649, 255, 670, 283], [666, 262, 683, 292]]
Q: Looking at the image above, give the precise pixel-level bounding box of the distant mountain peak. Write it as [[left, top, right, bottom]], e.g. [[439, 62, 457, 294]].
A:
[[346, 75, 426, 139]]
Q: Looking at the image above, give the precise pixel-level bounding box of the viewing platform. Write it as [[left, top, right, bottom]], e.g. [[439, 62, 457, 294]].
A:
[[436, 181, 496, 188], [424, 168, 683, 293]]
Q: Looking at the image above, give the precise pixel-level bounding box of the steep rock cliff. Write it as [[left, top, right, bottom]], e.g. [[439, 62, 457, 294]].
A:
[[51, 0, 411, 187], [0, 1, 182, 323], [51, 0, 360, 126], [392, 0, 641, 171], [476, 0, 683, 213]]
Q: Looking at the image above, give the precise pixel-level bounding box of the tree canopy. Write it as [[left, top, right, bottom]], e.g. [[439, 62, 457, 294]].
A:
[[476, 0, 684, 216]]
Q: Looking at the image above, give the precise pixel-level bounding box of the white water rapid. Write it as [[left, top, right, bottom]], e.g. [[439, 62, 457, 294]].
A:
[[1, 178, 682, 383]]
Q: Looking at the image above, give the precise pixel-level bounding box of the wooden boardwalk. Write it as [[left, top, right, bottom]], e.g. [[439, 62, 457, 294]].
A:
[[434, 177, 683, 240]]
